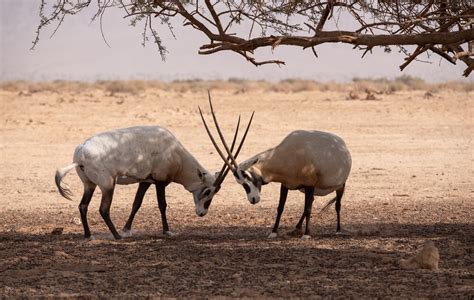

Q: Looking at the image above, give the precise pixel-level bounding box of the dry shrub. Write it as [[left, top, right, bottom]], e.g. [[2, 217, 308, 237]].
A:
[[97, 80, 144, 96], [393, 75, 427, 90], [434, 81, 474, 92], [165, 79, 267, 93], [266, 79, 323, 93], [0, 80, 30, 92], [352, 75, 428, 93], [1, 77, 470, 95], [0, 80, 92, 94]]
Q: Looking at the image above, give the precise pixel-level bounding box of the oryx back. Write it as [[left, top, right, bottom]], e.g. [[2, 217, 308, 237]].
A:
[[257, 130, 351, 193], [73, 126, 183, 187]]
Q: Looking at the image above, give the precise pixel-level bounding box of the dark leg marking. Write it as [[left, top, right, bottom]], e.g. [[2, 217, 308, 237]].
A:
[[295, 211, 305, 230], [303, 186, 315, 236], [271, 184, 289, 234], [99, 187, 121, 240], [123, 182, 152, 232], [155, 181, 170, 234], [335, 183, 345, 232], [78, 185, 96, 239]]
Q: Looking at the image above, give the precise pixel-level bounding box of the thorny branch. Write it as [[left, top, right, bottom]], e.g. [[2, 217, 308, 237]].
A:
[[33, 0, 474, 77]]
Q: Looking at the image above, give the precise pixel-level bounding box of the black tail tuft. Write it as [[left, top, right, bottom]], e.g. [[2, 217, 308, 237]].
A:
[[320, 196, 337, 214]]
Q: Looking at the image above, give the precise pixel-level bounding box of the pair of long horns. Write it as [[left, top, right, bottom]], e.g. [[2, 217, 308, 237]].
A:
[[199, 91, 254, 188]]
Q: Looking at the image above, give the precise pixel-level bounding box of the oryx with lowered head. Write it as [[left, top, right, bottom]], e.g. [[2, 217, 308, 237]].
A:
[[55, 100, 253, 240], [200, 100, 352, 239]]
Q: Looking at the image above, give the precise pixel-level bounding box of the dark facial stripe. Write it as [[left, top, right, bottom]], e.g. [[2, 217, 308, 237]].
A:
[[243, 183, 250, 194]]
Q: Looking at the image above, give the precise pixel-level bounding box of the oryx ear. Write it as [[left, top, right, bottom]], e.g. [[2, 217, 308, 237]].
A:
[[197, 169, 204, 180], [197, 169, 206, 181], [239, 156, 259, 171]]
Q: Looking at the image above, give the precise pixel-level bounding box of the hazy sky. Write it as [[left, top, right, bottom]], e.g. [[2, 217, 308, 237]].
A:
[[1, 1, 472, 82]]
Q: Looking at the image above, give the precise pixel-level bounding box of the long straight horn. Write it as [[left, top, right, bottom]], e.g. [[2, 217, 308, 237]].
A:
[[199, 106, 234, 171], [234, 110, 254, 159], [207, 91, 240, 169], [221, 111, 254, 179], [214, 115, 240, 187]]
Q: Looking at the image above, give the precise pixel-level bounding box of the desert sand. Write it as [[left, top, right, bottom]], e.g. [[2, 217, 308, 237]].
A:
[[0, 81, 472, 297]]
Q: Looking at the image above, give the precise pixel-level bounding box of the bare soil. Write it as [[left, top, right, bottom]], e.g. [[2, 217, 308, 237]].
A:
[[0, 85, 473, 298]]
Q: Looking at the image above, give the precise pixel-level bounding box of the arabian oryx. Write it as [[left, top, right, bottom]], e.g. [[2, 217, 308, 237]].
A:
[[200, 100, 352, 239], [55, 111, 253, 240]]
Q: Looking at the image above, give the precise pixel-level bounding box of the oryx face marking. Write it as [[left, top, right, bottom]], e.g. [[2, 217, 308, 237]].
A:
[[199, 91, 255, 207], [234, 169, 261, 204], [193, 185, 217, 217], [193, 170, 218, 217]]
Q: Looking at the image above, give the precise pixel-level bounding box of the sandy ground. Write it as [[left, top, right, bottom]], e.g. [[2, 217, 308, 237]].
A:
[[0, 85, 473, 298]]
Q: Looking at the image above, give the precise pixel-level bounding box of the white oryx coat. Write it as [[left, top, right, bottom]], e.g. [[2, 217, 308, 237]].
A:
[[71, 126, 214, 191], [242, 130, 351, 195]]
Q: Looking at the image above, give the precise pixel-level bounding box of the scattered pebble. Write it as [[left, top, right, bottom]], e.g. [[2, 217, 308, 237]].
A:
[[72, 217, 82, 225]]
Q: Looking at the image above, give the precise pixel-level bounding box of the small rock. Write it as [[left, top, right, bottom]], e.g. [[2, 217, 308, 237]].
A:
[[72, 217, 82, 225], [400, 240, 439, 270], [54, 251, 70, 258], [51, 227, 64, 235]]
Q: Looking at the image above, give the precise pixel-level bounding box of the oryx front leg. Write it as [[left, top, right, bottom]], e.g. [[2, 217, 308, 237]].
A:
[[155, 182, 173, 236], [268, 184, 288, 239], [99, 186, 121, 240], [123, 182, 152, 237]]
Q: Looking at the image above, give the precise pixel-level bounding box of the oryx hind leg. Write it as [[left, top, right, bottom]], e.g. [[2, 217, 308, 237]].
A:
[[78, 184, 96, 239], [335, 183, 345, 233], [99, 184, 122, 240], [76, 167, 97, 239]]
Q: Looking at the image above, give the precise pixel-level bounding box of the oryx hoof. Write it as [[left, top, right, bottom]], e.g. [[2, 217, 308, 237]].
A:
[[335, 229, 351, 236], [121, 229, 133, 238], [301, 234, 311, 240], [267, 232, 278, 239], [288, 228, 303, 237], [163, 231, 177, 237]]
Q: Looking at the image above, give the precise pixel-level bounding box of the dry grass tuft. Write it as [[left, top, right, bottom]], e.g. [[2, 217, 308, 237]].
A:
[[1, 77, 472, 96]]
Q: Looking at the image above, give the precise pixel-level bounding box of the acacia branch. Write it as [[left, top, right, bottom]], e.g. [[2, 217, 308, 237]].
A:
[[33, 0, 474, 77]]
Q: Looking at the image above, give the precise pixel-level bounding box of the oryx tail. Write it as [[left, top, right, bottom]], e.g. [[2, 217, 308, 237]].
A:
[[55, 163, 78, 200], [320, 196, 337, 213]]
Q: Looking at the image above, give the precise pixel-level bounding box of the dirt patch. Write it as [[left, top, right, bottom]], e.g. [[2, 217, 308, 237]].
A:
[[0, 84, 473, 297]]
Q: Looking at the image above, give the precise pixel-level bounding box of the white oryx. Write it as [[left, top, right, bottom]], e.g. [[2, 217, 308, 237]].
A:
[[55, 111, 253, 240], [200, 100, 352, 239]]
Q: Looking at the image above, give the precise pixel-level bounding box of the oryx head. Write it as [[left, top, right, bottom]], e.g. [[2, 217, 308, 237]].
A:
[[193, 96, 247, 217], [192, 169, 218, 217], [231, 159, 263, 205], [199, 91, 260, 205]]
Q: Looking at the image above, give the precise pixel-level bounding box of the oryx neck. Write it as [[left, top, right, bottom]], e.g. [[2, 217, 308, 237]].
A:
[[174, 147, 208, 192], [249, 148, 274, 184]]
